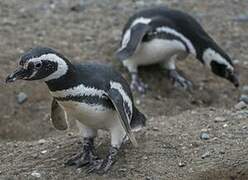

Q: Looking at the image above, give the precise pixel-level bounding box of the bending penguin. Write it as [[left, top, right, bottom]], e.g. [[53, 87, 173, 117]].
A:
[[6, 47, 146, 174], [116, 6, 239, 93]]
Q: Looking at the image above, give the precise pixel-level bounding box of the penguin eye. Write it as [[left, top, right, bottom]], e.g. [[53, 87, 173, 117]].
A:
[[34, 61, 42, 69]]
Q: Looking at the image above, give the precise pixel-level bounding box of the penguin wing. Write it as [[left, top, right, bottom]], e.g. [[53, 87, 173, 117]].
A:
[[116, 23, 151, 61], [107, 88, 138, 147], [50, 98, 68, 131]]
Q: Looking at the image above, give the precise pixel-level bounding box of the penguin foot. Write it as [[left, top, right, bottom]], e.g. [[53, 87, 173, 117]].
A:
[[131, 73, 148, 93], [85, 146, 118, 174], [168, 70, 192, 90], [65, 149, 99, 168], [65, 138, 99, 168]]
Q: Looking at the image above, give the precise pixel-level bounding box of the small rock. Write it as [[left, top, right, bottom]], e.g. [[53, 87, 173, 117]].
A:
[[235, 101, 247, 110], [239, 95, 248, 104], [233, 59, 240, 64], [223, 123, 228, 128], [145, 177, 152, 180], [233, 15, 248, 22], [119, 168, 127, 172], [38, 139, 47, 145], [70, 4, 85, 12], [152, 127, 159, 131], [201, 151, 210, 159], [31, 153, 39, 158], [136, 99, 141, 105], [242, 85, 248, 94], [14, 144, 18, 148], [31, 171, 41, 178], [143, 156, 148, 160], [200, 132, 209, 140], [67, 132, 74, 136], [219, 150, 225, 154], [214, 116, 226, 122], [178, 161, 186, 167], [16, 92, 28, 104], [41, 150, 47, 154]]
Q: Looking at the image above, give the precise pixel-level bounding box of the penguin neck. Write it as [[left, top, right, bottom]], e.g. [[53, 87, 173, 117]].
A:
[[45, 61, 78, 91]]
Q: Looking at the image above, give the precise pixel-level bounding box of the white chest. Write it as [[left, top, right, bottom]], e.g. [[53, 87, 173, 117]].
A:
[[131, 39, 186, 65], [59, 100, 116, 129]]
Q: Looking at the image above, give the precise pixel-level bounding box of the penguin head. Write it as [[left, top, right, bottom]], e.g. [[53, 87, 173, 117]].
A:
[[202, 48, 239, 87], [6, 47, 70, 83]]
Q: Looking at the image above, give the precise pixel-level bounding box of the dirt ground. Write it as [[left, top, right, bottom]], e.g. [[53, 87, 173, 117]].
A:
[[0, 0, 248, 179]]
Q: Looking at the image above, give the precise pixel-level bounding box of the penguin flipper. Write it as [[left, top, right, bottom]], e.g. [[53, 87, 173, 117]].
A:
[[51, 98, 68, 131], [116, 23, 151, 61], [107, 88, 138, 147]]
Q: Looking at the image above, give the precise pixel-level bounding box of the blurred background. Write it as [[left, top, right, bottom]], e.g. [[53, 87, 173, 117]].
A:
[[0, 0, 248, 179], [1, 0, 247, 141]]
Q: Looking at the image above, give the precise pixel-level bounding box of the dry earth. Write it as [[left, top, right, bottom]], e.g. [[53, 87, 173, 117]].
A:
[[0, 0, 248, 179]]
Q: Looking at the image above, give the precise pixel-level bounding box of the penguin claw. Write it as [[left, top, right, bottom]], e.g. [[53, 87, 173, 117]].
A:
[[130, 79, 148, 94], [65, 151, 99, 168], [85, 157, 115, 175], [169, 70, 193, 90], [85, 146, 118, 174]]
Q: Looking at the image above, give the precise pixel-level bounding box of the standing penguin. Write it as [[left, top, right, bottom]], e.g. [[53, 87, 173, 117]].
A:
[[116, 6, 239, 93], [6, 47, 146, 174]]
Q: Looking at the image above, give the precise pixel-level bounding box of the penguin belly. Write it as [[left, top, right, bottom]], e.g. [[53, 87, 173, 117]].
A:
[[130, 39, 186, 66], [59, 100, 117, 129]]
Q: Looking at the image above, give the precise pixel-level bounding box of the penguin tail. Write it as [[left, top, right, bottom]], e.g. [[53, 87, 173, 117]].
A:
[[131, 106, 146, 132], [116, 23, 151, 61]]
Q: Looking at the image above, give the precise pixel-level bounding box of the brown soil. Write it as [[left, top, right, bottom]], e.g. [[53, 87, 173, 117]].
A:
[[0, 0, 248, 179]]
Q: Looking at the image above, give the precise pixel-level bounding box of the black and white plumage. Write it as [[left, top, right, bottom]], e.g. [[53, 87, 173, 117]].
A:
[[116, 6, 239, 93], [6, 47, 146, 174]]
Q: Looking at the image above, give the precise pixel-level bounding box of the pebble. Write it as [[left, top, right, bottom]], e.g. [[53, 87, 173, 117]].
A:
[[239, 95, 248, 104], [233, 15, 248, 22], [41, 150, 47, 154], [200, 132, 209, 140], [16, 92, 28, 104], [233, 59, 240, 64], [31, 171, 41, 178], [214, 116, 226, 122], [235, 101, 247, 110], [38, 139, 47, 145], [242, 86, 248, 94], [178, 161, 186, 167], [145, 177, 152, 180], [223, 123, 228, 128], [119, 168, 127, 172], [219, 150, 225, 154], [201, 151, 210, 159], [143, 156, 148, 160], [136, 99, 141, 105], [152, 127, 159, 131]]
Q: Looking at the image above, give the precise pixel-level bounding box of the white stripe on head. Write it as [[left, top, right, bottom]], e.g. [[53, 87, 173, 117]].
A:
[[110, 81, 133, 116], [156, 26, 196, 55], [50, 84, 107, 98], [202, 48, 233, 70], [119, 17, 152, 50], [27, 53, 68, 81], [131, 17, 152, 27]]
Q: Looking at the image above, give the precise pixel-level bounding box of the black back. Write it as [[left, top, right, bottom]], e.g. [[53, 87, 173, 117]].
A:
[[123, 7, 231, 63]]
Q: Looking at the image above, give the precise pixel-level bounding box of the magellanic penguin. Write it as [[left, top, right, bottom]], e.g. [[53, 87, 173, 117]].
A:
[[116, 6, 239, 93], [6, 47, 146, 174]]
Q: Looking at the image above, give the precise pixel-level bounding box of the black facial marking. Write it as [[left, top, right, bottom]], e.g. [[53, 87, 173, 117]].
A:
[[210, 61, 227, 78], [28, 60, 58, 80]]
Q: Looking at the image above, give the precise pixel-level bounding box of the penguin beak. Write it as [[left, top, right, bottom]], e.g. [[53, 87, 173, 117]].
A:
[[6, 67, 31, 83], [227, 72, 239, 88]]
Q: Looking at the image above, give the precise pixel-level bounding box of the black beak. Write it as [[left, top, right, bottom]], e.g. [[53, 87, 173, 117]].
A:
[[6, 67, 29, 83], [228, 73, 239, 88]]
